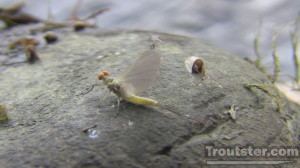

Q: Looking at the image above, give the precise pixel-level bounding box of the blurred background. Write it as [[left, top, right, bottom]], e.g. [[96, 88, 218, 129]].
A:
[[1, 0, 300, 80]]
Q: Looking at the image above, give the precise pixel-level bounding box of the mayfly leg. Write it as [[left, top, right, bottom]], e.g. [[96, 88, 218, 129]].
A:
[[80, 83, 101, 95], [114, 98, 121, 117]]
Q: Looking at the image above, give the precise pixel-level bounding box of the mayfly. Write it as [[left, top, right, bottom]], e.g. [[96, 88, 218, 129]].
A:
[[97, 48, 160, 106]]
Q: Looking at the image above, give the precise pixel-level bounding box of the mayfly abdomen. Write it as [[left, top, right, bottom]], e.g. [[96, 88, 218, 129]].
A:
[[124, 95, 158, 106]]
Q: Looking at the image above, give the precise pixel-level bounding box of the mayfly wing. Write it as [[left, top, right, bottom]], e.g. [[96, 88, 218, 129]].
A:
[[117, 49, 161, 94]]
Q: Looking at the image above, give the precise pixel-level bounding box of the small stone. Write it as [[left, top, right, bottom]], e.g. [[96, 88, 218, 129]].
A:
[[128, 120, 134, 126], [44, 32, 58, 44]]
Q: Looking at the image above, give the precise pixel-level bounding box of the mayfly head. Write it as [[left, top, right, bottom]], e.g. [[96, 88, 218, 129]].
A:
[[97, 70, 110, 80]]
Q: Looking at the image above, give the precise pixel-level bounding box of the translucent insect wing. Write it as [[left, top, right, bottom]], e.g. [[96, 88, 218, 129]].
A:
[[118, 49, 160, 94]]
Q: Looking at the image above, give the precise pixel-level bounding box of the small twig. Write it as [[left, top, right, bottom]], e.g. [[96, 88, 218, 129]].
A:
[[82, 124, 97, 133], [290, 14, 300, 85], [47, 0, 54, 21], [0, 13, 40, 27], [253, 20, 267, 73], [271, 30, 281, 83], [0, 0, 25, 14], [0, 1, 40, 28], [83, 8, 110, 20], [70, 0, 83, 21], [29, 0, 110, 33], [30, 21, 68, 33]]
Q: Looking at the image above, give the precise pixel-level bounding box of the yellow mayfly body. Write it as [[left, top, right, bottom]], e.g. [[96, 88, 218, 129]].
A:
[[98, 48, 160, 106]]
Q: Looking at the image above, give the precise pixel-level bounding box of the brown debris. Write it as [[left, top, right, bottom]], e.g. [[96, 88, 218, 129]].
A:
[[73, 20, 95, 32], [0, 1, 25, 14], [25, 45, 39, 63], [8, 37, 40, 63], [9, 37, 39, 50], [0, 1, 40, 28]]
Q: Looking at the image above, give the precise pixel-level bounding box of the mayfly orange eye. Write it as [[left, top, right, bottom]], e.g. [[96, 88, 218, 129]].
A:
[[97, 70, 110, 80]]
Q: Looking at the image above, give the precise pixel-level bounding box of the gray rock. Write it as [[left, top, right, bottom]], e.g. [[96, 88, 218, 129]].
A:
[[0, 28, 299, 168]]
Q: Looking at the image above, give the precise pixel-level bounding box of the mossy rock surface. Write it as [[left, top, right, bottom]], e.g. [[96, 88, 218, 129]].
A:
[[0, 26, 299, 168], [0, 105, 8, 122]]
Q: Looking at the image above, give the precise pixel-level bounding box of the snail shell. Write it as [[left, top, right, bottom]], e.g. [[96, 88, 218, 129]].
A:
[[185, 56, 205, 75]]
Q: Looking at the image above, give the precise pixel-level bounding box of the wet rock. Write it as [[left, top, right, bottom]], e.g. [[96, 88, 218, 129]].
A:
[[0, 27, 299, 168]]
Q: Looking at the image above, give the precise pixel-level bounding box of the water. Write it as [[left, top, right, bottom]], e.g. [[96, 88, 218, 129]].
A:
[[1, 0, 300, 80]]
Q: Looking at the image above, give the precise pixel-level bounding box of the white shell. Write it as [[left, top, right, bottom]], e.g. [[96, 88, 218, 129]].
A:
[[184, 56, 201, 73]]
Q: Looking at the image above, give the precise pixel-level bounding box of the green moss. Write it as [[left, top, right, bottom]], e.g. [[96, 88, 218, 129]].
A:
[[271, 33, 281, 83], [0, 104, 8, 122], [244, 83, 284, 112], [159, 44, 182, 54]]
